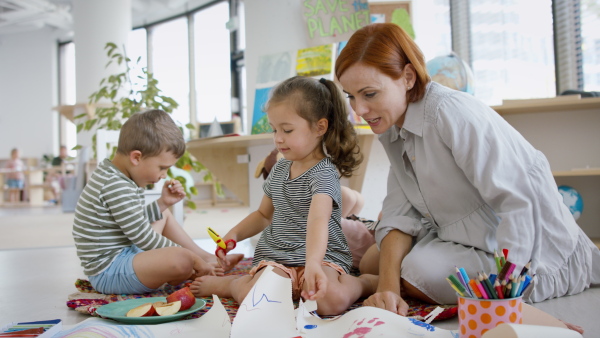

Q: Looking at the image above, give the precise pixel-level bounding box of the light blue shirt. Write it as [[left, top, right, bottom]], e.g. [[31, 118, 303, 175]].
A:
[[375, 82, 581, 279]]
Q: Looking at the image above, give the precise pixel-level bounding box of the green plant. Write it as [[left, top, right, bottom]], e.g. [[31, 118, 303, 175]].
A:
[[74, 42, 221, 209]]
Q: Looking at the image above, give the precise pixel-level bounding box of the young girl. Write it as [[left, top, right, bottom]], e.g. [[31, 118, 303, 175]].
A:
[[191, 76, 378, 315], [5, 148, 26, 203]]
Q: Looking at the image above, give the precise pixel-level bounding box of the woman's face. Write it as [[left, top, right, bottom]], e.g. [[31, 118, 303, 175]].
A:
[[338, 63, 414, 134]]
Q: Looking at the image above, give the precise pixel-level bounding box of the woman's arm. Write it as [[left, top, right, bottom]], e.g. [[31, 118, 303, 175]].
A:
[[363, 229, 412, 315]]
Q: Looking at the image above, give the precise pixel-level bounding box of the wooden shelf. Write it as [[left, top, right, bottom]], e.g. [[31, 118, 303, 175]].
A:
[[491, 96, 600, 115], [552, 169, 600, 177], [186, 128, 375, 206]]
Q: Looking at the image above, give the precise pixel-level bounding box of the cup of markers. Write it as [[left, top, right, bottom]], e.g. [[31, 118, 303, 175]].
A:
[[447, 249, 533, 338]]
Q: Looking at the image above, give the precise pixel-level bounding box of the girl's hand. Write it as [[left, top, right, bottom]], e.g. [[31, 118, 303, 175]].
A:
[[160, 179, 185, 206], [215, 238, 237, 268], [301, 263, 328, 301], [363, 290, 409, 316]]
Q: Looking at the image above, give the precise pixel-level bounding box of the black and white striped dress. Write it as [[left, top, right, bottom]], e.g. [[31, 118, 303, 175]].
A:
[[253, 157, 352, 273]]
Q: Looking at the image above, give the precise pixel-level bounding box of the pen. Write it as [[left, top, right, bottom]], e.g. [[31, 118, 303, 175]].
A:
[[207, 227, 227, 249]]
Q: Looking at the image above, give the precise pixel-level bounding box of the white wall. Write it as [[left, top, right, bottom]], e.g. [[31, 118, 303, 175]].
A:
[[0, 30, 60, 162]]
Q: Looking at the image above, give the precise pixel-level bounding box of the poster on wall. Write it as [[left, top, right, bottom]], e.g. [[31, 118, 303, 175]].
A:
[[369, 1, 414, 38], [251, 44, 336, 134], [302, 0, 370, 47]]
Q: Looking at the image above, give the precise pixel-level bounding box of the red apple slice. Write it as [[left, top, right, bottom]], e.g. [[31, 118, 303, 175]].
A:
[[154, 300, 181, 316], [126, 302, 156, 317], [166, 287, 196, 311]]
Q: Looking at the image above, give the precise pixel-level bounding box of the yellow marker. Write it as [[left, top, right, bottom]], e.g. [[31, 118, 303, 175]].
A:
[[207, 227, 226, 249]]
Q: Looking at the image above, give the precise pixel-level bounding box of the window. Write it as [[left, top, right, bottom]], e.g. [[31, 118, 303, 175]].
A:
[[581, 0, 600, 91], [150, 18, 191, 132], [58, 42, 77, 157], [468, 0, 555, 105], [193, 1, 232, 123]]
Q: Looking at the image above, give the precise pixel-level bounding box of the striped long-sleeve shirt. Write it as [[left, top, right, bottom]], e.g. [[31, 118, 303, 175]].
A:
[[73, 159, 179, 276]]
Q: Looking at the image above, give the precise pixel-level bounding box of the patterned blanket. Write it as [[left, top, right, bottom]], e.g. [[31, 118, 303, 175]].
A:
[[67, 258, 457, 322]]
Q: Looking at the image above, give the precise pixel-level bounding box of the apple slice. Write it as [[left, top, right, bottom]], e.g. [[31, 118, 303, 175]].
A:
[[126, 302, 156, 317], [154, 300, 182, 316], [166, 287, 196, 311]]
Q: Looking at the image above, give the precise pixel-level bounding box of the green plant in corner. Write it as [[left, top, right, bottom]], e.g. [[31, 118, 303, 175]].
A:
[[74, 42, 222, 209]]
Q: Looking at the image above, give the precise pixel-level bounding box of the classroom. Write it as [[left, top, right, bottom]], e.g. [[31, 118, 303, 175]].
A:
[[1, 0, 599, 337]]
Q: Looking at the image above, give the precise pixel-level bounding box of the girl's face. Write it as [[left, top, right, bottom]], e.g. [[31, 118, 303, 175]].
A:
[[267, 101, 325, 165], [339, 62, 414, 134], [11, 150, 19, 159]]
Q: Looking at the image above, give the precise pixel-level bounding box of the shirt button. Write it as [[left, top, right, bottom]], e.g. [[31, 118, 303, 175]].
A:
[[411, 156, 415, 161], [425, 213, 431, 218]]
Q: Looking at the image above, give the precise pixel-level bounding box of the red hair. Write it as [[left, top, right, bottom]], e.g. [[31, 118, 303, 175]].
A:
[[335, 23, 430, 103]]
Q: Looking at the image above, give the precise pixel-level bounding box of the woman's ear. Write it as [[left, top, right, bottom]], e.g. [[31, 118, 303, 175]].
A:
[[129, 150, 142, 166], [316, 118, 328, 136], [404, 63, 417, 89]]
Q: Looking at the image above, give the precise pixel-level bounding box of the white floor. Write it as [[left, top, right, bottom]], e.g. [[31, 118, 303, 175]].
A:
[[1, 206, 599, 336]]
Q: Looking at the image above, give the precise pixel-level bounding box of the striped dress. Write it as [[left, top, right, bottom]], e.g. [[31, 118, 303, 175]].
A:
[[253, 157, 352, 273], [72, 159, 179, 276]]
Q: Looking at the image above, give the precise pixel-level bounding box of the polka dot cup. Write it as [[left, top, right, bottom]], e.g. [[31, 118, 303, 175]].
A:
[[458, 295, 523, 338]]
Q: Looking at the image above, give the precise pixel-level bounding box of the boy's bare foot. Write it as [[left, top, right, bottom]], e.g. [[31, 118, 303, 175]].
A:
[[190, 275, 239, 298], [358, 274, 379, 298]]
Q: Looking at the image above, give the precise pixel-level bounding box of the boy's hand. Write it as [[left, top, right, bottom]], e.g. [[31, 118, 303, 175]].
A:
[[161, 179, 186, 206], [301, 263, 328, 301]]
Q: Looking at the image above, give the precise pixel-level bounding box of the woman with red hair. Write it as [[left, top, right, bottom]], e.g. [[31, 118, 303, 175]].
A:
[[336, 23, 600, 316]]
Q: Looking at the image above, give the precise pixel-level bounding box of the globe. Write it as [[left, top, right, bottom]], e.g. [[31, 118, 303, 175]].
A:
[[558, 185, 584, 221], [426, 52, 475, 94]]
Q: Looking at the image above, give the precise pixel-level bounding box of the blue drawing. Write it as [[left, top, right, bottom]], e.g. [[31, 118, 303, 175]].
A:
[[408, 318, 435, 332], [304, 324, 318, 329], [251, 285, 282, 307]]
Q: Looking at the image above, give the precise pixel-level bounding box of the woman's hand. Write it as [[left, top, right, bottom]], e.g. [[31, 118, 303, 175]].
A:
[[301, 263, 328, 301], [363, 290, 409, 316]]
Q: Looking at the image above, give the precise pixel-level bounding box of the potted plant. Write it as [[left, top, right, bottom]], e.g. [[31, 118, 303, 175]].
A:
[[74, 42, 221, 209]]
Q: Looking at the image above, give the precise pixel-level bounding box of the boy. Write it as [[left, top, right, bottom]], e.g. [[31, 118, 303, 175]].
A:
[[73, 109, 239, 294]]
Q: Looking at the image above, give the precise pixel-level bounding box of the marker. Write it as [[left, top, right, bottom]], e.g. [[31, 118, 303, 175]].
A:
[[207, 227, 226, 249], [446, 278, 466, 297]]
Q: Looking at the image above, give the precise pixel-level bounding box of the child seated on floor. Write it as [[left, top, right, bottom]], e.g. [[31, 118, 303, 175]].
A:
[[191, 76, 378, 316], [72, 109, 242, 295]]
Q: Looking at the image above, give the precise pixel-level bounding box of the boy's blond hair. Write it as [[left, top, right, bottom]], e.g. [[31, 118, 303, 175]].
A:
[[117, 109, 186, 158]]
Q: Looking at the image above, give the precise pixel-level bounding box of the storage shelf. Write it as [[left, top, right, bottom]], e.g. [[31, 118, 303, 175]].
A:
[[491, 96, 600, 115], [552, 169, 600, 177]]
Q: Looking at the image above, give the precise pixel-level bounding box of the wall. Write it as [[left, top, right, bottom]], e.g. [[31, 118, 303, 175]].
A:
[[0, 30, 60, 162]]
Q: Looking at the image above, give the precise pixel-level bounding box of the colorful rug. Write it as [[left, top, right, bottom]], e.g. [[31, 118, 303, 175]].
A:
[[67, 258, 457, 322]]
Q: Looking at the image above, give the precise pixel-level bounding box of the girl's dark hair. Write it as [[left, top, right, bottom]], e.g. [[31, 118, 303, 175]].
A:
[[264, 76, 362, 177]]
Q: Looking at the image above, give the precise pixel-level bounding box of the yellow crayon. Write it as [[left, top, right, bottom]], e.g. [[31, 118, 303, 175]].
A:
[[207, 227, 227, 249]]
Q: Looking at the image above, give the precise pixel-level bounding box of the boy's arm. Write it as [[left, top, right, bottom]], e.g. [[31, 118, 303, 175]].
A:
[[105, 183, 178, 251], [302, 193, 332, 301]]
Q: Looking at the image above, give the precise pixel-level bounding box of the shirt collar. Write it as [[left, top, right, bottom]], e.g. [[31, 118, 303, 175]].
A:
[[388, 81, 432, 143]]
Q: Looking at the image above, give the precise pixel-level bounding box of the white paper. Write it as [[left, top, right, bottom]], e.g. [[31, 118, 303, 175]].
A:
[[230, 265, 299, 337]]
